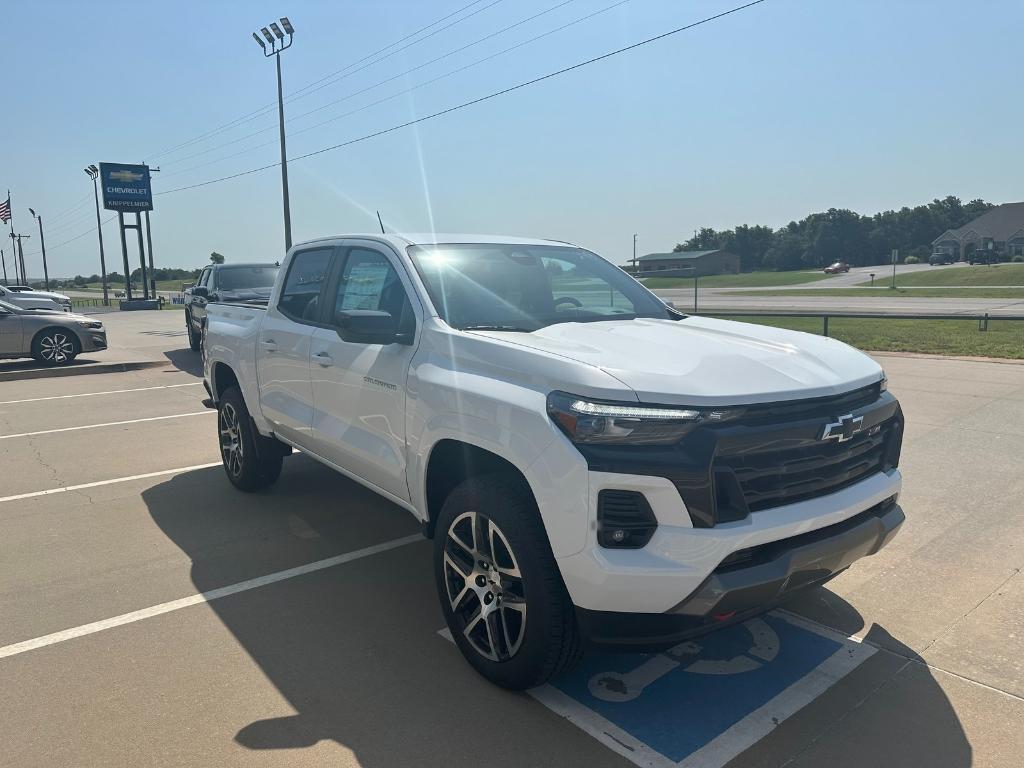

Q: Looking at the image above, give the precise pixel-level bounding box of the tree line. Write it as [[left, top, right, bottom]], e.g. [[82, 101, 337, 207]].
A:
[[674, 196, 994, 271]]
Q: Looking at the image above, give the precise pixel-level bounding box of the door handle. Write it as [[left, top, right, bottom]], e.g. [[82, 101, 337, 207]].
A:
[[313, 351, 334, 367], [259, 339, 278, 352]]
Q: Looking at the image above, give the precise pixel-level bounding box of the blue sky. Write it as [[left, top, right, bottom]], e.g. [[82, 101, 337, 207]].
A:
[[3, 0, 1022, 277]]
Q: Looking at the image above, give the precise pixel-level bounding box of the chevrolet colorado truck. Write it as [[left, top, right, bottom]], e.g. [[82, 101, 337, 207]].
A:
[[203, 234, 905, 690], [184, 262, 279, 350]]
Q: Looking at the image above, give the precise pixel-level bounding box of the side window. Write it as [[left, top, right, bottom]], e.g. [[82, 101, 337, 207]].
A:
[[278, 248, 333, 323], [197, 268, 211, 287], [332, 248, 413, 330]]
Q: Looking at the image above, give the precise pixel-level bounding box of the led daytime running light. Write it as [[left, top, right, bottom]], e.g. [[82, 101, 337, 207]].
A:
[[569, 400, 701, 421]]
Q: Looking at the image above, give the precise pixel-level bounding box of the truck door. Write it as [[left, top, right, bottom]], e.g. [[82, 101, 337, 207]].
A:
[[308, 243, 419, 501], [255, 246, 336, 446]]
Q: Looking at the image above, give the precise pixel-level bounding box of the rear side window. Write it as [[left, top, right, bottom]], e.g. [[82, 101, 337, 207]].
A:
[[278, 248, 333, 322], [331, 248, 414, 333]]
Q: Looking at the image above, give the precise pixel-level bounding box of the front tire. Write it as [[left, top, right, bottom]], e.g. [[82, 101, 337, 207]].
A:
[[434, 476, 582, 690], [32, 327, 80, 365], [218, 386, 286, 491], [186, 311, 201, 351]]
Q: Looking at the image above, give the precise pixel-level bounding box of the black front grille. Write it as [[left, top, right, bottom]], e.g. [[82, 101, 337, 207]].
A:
[[717, 422, 893, 513]]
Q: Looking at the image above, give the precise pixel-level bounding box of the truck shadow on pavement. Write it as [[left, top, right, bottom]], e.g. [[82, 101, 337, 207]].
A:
[[161, 348, 203, 377], [142, 458, 971, 767]]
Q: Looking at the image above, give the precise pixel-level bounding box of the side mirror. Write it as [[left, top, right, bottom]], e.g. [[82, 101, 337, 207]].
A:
[[334, 309, 410, 345], [192, 286, 209, 298]]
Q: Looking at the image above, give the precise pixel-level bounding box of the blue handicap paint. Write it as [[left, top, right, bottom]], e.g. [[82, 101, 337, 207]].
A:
[[549, 614, 842, 763]]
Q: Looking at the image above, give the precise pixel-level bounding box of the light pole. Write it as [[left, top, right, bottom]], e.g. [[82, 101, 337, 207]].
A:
[[632, 233, 638, 270], [1, 249, 7, 285], [252, 17, 294, 252], [28, 208, 50, 290], [84, 165, 110, 306]]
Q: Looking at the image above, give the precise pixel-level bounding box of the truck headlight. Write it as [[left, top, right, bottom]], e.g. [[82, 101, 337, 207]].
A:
[[546, 391, 739, 446], [76, 320, 103, 329]]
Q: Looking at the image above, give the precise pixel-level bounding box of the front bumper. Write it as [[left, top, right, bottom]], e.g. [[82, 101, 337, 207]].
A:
[[79, 329, 107, 352], [577, 499, 903, 651]]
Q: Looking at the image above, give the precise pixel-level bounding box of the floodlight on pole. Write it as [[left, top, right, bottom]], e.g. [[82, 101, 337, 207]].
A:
[[84, 164, 110, 305], [252, 32, 266, 51], [28, 207, 50, 290], [252, 15, 295, 252]]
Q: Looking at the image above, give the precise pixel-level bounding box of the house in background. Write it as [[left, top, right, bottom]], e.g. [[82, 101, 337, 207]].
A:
[[932, 202, 1024, 261], [632, 249, 740, 277]]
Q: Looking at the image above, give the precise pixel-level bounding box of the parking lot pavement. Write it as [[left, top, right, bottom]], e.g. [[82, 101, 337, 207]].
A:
[[1, 352, 1022, 767]]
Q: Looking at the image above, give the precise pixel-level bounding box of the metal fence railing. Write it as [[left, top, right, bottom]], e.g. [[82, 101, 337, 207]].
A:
[[695, 311, 1024, 336]]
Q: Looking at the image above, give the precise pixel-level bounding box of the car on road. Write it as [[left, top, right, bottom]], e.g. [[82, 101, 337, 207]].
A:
[[0, 284, 72, 312], [928, 253, 955, 266], [0, 299, 106, 365], [184, 263, 279, 350], [203, 234, 905, 690], [823, 261, 850, 274]]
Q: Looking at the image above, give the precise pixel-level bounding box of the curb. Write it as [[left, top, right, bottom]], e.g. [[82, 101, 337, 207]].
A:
[[0, 360, 170, 383]]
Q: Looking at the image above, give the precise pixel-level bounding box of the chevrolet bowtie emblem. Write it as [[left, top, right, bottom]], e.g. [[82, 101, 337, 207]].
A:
[[109, 170, 144, 183], [821, 413, 864, 443]]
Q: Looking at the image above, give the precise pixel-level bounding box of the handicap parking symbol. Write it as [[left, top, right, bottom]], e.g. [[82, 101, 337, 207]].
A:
[[532, 612, 876, 768]]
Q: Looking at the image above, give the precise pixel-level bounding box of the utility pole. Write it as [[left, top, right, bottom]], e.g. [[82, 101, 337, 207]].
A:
[[890, 248, 898, 289], [143, 166, 160, 301], [84, 165, 110, 306], [253, 18, 295, 253], [29, 209, 50, 290], [10, 233, 30, 285], [632, 233, 638, 270]]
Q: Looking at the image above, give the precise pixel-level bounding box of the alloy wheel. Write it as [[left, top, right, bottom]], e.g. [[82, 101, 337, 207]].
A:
[[219, 402, 244, 477], [444, 511, 527, 662], [39, 332, 75, 363]]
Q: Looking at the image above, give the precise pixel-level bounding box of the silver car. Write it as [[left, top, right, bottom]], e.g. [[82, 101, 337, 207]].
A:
[[0, 284, 72, 311], [0, 299, 107, 365]]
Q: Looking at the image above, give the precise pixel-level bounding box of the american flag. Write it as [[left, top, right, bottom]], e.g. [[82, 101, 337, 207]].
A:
[[0, 196, 10, 224]]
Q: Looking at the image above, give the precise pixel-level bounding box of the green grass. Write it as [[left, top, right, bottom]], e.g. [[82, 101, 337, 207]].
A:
[[731, 287, 1024, 299], [707, 315, 1024, 359], [640, 271, 832, 289], [856, 263, 1024, 287]]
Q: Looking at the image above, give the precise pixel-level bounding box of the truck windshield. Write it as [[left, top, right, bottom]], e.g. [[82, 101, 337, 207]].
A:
[[408, 244, 676, 332], [216, 266, 279, 291]]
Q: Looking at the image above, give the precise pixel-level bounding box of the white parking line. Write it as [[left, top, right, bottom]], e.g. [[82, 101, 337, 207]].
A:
[[0, 534, 422, 661], [0, 382, 202, 405], [0, 411, 214, 440], [0, 462, 222, 505]]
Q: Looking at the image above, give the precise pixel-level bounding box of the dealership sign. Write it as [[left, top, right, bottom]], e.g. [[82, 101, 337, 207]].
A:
[[99, 163, 153, 212]]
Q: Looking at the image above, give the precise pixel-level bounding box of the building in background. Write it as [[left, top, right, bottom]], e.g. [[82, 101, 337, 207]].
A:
[[631, 249, 740, 277], [932, 202, 1024, 261]]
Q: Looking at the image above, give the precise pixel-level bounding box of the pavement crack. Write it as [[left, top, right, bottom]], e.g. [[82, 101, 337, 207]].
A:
[[921, 568, 1022, 655], [776, 658, 914, 768]]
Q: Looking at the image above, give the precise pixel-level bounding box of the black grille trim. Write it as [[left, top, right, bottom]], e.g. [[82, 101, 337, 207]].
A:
[[597, 490, 657, 549]]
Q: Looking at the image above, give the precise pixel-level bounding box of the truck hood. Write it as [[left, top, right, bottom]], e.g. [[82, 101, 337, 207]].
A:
[[20, 289, 69, 302], [469, 316, 883, 406]]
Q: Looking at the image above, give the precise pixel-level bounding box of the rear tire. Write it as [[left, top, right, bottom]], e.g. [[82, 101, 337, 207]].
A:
[[434, 475, 582, 690], [32, 327, 80, 366], [186, 312, 201, 351], [218, 386, 286, 491]]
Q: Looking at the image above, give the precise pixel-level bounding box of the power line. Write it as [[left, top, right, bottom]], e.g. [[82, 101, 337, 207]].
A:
[[159, 0, 589, 174], [158, 0, 767, 196], [147, 0, 505, 162], [22, 215, 117, 258]]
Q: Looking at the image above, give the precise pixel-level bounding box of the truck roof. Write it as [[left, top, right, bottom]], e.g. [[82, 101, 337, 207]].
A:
[[295, 233, 575, 250]]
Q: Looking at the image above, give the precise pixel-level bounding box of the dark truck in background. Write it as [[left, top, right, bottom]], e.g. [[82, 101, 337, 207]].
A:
[[184, 263, 279, 350]]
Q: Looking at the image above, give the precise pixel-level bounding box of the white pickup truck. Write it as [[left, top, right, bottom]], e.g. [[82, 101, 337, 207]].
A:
[[203, 234, 905, 689]]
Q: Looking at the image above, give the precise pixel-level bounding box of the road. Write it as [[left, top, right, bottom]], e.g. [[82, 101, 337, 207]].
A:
[[0, 311, 1022, 767]]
